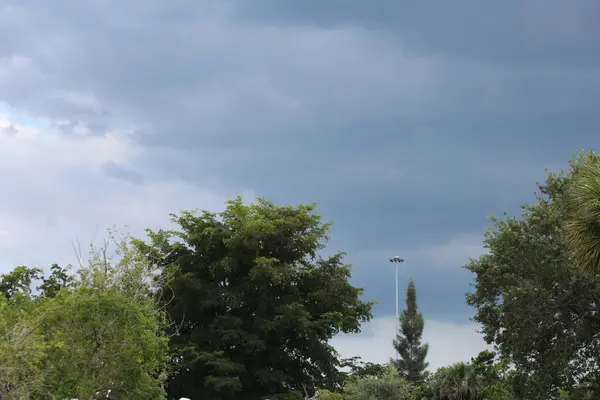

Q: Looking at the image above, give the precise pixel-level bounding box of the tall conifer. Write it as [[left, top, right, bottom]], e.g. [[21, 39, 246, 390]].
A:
[[391, 279, 429, 382]]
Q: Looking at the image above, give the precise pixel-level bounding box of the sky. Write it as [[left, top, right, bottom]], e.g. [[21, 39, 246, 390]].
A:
[[1, 0, 600, 372]]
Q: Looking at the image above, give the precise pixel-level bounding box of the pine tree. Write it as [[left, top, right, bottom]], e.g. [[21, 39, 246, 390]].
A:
[[391, 279, 429, 382]]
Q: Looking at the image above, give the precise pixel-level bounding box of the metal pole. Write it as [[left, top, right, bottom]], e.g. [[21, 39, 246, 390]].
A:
[[395, 263, 399, 361], [390, 256, 403, 362]]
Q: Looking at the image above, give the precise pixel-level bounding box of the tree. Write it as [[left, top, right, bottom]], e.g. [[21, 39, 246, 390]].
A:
[[38, 263, 73, 298], [316, 388, 344, 400], [341, 357, 388, 380], [565, 151, 600, 275], [343, 364, 416, 400], [75, 229, 162, 301], [558, 386, 597, 400], [40, 233, 170, 399], [40, 287, 168, 399], [428, 362, 481, 400], [425, 352, 515, 400], [313, 358, 387, 399], [0, 293, 48, 399], [0, 233, 170, 399], [0, 265, 42, 299], [0, 263, 72, 300], [391, 279, 429, 383], [465, 153, 600, 398], [134, 197, 374, 399], [470, 351, 515, 400]]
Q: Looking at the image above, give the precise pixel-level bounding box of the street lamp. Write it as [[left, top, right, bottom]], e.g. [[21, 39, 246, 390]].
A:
[[389, 256, 404, 361]]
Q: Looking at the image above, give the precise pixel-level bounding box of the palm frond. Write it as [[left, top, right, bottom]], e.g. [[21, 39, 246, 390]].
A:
[[565, 156, 600, 275]]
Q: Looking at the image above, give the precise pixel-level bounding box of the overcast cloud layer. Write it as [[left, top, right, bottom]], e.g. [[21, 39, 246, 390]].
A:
[[2, 0, 599, 368]]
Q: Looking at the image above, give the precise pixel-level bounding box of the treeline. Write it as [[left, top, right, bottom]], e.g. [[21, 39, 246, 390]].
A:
[[1, 152, 600, 399], [0, 237, 168, 399]]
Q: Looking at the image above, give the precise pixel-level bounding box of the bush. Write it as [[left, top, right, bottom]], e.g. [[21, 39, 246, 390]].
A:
[[343, 365, 416, 400], [317, 388, 344, 400]]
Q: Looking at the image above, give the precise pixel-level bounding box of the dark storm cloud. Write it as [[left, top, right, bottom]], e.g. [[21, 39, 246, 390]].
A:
[[2, 0, 600, 320], [233, 0, 600, 66]]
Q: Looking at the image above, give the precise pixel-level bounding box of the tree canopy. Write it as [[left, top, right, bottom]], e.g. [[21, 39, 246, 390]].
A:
[[0, 236, 170, 399], [343, 365, 416, 400], [465, 153, 600, 398], [134, 197, 374, 399], [39, 287, 168, 399], [565, 152, 600, 275]]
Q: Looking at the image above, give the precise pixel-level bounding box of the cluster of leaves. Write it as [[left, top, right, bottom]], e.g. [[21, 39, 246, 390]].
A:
[[465, 152, 600, 398], [315, 364, 416, 400], [343, 365, 417, 400], [424, 350, 514, 400], [340, 357, 388, 380], [133, 197, 375, 399], [0, 234, 169, 399], [314, 352, 514, 400]]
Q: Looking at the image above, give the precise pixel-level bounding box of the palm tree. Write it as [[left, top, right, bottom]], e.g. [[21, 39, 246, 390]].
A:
[[565, 152, 600, 275], [431, 362, 482, 400]]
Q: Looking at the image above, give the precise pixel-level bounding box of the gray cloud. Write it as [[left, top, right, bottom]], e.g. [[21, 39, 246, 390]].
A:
[[1, 0, 600, 324], [102, 161, 145, 185], [233, 0, 600, 66]]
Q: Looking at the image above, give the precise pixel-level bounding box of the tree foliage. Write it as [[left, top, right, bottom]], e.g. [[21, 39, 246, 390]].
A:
[[565, 151, 600, 275], [341, 357, 388, 380], [40, 287, 168, 399], [470, 351, 514, 400], [135, 197, 374, 399], [425, 351, 515, 400], [316, 388, 344, 400], [428, 362, 481, 400], [0, 234, 169, 399], [391, 279, 429, 383], [39, 263, 73, 298], [343, 364, 416, 400], [0, 265, 43, 299], [0, 293, 48, 399], [465, 153, 600, 398]]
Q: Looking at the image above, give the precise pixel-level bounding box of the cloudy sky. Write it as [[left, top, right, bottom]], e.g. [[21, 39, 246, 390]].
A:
[[1, 0, 600, 371]]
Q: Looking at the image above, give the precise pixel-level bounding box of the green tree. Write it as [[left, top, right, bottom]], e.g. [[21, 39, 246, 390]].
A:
[[76, 229, 163, 300], [0, 265, 42, 299], [0, 233, 170, 399], [426, 353, 515, 400], [42, 233, 170, 399], [342, 357, 388, 379], [40, 287, 168, 399], [391, 279, 429, 383], [134, 197, 374, 399], [343, 364, 416, 400], [38, 263, 73, 298], [0, 293, 48, 399], [470, 351, 515, 400], [558, 385, 597, 400], [0, 263, 72, 300], [465, 153, 600, 398], [316, 388, 344, 400], [430, 362, 482, 400], [565, 151, 600, 275]]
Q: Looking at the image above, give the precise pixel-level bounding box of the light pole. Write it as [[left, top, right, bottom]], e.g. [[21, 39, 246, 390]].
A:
[[389, 256, 404, 361]]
